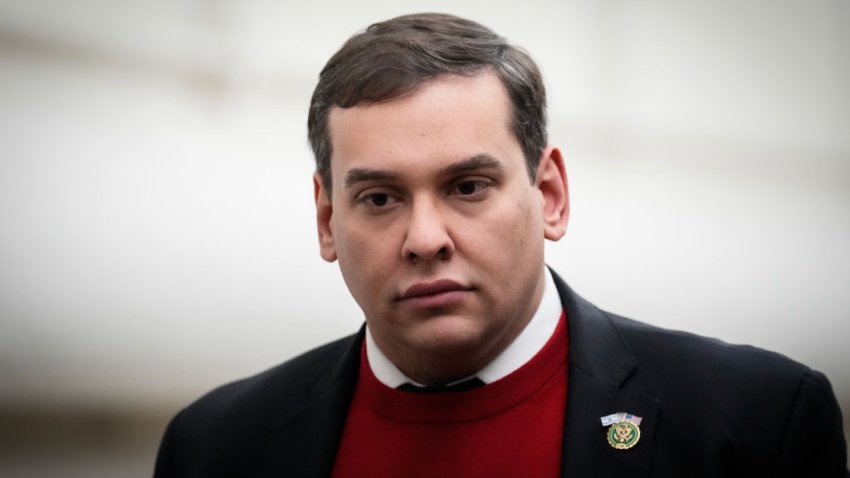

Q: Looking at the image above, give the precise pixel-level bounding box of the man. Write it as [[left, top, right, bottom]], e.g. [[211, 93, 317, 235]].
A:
[[154, 13, 848, 477]]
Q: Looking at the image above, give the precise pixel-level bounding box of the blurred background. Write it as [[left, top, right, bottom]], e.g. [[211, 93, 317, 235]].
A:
[[0, 0, 848, 475]]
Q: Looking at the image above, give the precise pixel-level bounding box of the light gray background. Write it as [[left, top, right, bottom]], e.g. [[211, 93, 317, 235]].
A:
[[1, 0, 848, 475]]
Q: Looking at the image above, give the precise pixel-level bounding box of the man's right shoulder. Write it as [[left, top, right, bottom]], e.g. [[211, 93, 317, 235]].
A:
[[182, 331, 361, 423], [154, 331, 363, 476]]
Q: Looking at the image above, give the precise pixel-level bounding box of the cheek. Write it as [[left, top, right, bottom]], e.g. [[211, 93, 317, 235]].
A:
[[474, 196, 541, 266], [333, 218, 396, 281], [503, 192, 541, 239], [334, 230, 383, 315]]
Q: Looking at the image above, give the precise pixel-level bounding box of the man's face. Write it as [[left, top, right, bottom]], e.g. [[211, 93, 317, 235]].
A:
[[314, 71, 568, 384]]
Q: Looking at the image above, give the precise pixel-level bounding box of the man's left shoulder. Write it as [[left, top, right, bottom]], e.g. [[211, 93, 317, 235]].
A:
[[605, 312, 847, 472], [607, 311, 843, 436], [610, 312, 813, 382]]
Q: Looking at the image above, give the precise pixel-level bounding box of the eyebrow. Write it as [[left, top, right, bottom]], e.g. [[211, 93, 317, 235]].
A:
[[344, 168, 398, 189], [440, 154, 502, 176], [343, 153, 503, 189]]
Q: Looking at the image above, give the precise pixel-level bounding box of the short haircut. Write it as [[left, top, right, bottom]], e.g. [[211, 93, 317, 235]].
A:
[[307, 13, 548, 194]]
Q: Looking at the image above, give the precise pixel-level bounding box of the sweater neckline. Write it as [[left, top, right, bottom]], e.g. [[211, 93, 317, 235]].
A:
[[358, 311, 567, 423]]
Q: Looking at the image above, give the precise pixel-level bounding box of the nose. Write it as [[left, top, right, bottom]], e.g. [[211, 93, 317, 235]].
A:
[[401, 197, 455, 263]]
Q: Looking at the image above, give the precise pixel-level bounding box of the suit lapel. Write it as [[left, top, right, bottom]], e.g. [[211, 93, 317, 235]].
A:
[[267, 328, 364, 477], [553, 271, 660, 476]]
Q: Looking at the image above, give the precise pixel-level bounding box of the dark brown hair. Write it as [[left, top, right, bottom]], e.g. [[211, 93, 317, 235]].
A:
[[307, 13, 547, 194]]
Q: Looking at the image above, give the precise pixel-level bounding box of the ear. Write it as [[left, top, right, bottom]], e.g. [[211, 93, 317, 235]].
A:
[[313, 171, 338, 262], [535, 146, 569, 241]]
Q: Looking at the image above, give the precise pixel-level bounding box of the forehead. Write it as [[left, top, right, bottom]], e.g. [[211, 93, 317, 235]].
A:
[[326, 72, 521, 184]]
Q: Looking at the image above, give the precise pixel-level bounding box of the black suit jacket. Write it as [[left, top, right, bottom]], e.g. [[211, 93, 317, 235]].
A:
[[154, 272, 848, 477]]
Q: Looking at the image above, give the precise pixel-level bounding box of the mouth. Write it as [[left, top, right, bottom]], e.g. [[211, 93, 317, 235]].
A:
[[396, 280, 472, 309]]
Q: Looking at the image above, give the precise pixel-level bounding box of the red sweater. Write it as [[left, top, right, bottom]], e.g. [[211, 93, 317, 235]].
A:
[[332, 312, 568, 478]]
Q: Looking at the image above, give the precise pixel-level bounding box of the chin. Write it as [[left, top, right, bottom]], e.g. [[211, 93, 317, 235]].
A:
[[407, 315, 489, 357]]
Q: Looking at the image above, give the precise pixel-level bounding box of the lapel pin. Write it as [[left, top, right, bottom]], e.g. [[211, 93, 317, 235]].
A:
[[600, 412, 642, 450]]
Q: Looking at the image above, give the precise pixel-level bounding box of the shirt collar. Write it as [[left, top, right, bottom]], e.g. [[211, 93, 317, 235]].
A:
[[366, 268, 562, 388]]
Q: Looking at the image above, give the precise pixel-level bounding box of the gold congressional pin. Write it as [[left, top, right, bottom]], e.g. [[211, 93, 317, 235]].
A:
[[600, 412, 642, 450]]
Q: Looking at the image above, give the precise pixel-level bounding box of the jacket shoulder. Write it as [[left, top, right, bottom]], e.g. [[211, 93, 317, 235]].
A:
[[188, 332, 358, 418], [606, 312, 847, 475], [154, 331, 362, 477], [607, 312, 812, 380]]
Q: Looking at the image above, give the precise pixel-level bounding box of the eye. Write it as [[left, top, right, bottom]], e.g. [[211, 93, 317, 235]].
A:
[[364, 193, 390, 207], [450, 179, 491, 198], [356, 191, 399, 210]]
